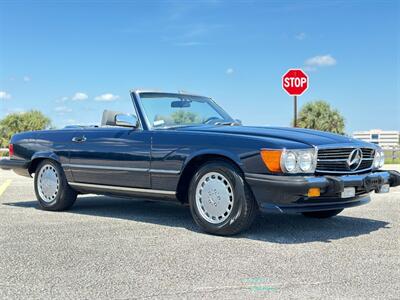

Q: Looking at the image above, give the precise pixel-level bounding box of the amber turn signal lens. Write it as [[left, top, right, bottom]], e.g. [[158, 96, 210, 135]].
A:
[[260, 150, 282, 172], [307, 188, 320, 197]]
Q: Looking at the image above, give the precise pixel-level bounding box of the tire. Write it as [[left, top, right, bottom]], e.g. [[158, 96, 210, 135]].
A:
[[302, 209, 343, 219], [34, 159, 77, 211], [188, 161, 258, 236]]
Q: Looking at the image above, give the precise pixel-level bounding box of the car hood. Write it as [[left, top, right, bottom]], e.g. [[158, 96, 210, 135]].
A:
[[176, 125, 369, 147]]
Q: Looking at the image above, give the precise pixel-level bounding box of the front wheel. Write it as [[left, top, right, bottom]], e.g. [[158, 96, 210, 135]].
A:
[[302, 209, 343, 219], [188, 161, 258, 236], [34, 159, 77, 211]]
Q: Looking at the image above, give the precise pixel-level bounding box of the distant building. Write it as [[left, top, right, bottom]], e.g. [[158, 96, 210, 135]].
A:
[[353, 129, 400, 149]]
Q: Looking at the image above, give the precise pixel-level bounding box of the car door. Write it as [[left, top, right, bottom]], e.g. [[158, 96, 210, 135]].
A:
[[67, 127, 151, 188]]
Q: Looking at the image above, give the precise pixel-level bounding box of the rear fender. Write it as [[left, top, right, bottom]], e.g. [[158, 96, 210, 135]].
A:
[[31, 151, 61, 164], [29, 152, 62, 174]]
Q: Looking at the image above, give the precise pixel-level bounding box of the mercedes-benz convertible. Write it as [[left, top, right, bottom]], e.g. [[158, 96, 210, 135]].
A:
[[1, 90, 399, 235]]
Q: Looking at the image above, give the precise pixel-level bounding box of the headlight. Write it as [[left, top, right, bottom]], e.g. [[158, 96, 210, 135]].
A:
[[260, 149, 317, 174], [373, 151, 380, 168], [299, 151, 314, 172], [261, 148, 317, 174], [380, 151, 385, 167], [373, 148, 385, 169], [282, 151, 297, 172]]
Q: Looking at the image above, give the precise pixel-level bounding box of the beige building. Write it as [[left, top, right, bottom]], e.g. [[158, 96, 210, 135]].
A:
[[353, 129, 400, 149]]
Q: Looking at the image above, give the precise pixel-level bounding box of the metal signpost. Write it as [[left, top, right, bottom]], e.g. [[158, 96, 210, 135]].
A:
[[282, 69, 309, 127]]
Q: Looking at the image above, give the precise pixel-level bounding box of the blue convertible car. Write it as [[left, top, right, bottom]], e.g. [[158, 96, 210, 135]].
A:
[[1, 90, 399, 235]]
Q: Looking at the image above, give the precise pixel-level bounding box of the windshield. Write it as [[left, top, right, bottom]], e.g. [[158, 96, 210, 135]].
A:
[[139, 93, 235, 129]]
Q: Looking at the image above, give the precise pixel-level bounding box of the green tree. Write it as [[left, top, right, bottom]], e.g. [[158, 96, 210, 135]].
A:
[[171, 110, 201, 124], [296, 100, 345, 134], [0, 110, 51, 147]]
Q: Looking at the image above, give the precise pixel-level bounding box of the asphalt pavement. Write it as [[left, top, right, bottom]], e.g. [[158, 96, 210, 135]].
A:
[[0, 166, 399, 299]]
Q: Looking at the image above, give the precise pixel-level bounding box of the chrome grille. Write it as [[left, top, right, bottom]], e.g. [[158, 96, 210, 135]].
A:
[[316, 148, 375, 174]]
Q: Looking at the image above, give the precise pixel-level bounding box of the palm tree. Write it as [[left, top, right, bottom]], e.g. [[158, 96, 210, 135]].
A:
[[296, 101, 345, 134], [0, 110, 51, 147]]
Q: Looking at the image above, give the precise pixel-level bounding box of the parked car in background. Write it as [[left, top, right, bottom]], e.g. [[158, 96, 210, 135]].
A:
[[1, 90, 399, 235]]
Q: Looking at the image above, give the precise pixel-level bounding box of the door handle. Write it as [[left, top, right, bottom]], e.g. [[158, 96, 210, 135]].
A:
[[72, 136, 87, 143]]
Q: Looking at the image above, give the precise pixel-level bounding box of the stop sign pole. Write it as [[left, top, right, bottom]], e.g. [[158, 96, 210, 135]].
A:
[[294, 95, 298, 127], [282, 69, 309, 127]]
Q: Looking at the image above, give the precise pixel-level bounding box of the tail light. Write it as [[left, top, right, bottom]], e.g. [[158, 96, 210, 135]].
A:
[[9, 144, 14, 157]]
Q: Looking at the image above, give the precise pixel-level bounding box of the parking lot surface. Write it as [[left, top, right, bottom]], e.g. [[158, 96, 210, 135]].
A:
[[0, 167, 399, 299]]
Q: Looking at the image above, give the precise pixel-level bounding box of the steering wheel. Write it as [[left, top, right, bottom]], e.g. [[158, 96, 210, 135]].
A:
[[204, 116, 224, 125]]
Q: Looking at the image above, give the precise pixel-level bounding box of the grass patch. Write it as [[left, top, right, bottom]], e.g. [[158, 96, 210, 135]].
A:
[[385, 158, 400, 164], [384, 150, 400, 164]]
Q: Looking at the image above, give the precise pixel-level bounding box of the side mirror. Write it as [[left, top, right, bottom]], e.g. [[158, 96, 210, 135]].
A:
[[235, 119, 242, 125], [115, 114, 138, 128]]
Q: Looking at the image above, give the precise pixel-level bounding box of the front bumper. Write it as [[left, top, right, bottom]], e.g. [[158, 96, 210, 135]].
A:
[[245, 170, 400, 213]]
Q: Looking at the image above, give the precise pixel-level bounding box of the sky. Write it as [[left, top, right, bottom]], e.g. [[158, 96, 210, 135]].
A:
[[0, 0, 399, 133]]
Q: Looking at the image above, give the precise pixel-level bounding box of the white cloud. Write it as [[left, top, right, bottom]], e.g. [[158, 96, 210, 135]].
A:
[[56, 96, 69, 103], [226, 68, 234, 75], [72, 92, 88, 101], [295, 32, 306, 40], [305, 54, 337, 67], [54, 106, 72, 114], [23, 76, 31, 82], [0, 91, 12, 100], [94, 93, 119, 102]]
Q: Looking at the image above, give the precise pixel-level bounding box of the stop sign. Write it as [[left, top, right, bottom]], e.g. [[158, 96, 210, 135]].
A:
[[282, 69, 309, 96]]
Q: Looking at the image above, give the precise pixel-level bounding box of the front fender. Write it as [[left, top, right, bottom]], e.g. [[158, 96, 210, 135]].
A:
[[182, 148, 243, 171]]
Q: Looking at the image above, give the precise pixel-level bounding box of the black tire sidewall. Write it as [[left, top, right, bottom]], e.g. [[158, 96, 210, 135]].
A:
[[34, 160, 71, 210], [189, 161, 251, 234]]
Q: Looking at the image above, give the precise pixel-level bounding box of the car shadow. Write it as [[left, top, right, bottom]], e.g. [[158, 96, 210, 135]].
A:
[[3, 195, 390, 244]]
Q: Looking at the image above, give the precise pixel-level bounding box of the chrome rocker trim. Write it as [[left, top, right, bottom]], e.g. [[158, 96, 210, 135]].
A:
[[68, 182, 176, 196], [62, 164, 180, 175]]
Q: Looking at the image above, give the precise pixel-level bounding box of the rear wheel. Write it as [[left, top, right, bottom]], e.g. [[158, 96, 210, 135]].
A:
[[302, 209, 343, 219], [188, 161, 258, 236], [34, 159, 77, 211]]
